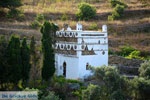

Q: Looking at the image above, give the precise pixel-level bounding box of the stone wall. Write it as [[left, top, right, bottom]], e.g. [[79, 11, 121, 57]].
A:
[[109, 55, 144, 76]]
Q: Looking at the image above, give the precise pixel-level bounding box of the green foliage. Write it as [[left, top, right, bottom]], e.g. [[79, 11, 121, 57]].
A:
[[76, 3, 96, 20], [54, 76, 82, 85], [119, 46, 136, 57], [30, 14, 45, 29], [94, 66, 128, 100], [41, 21, 56, 81], [126, 50, 144, 60], [61, 13, 68, 21], [36, 14, 45, 22], [0, 35, 9, 85], [88, 23, 98, 30], [6, 9, 25, 21], [0, 0, 22, 9], [109, 0, 128, 8], [30, 36, 36, 56], [21, 37, 31, 82], [139, 61, 150, 79], [130, 77, 150, 100], [108, 4, 125, 21], [82, 84, 103, 100], [29, 36, 42, 88], [40, 92, 61, 100], [30, 20, 42, 29], [6, 35, 22, 84]]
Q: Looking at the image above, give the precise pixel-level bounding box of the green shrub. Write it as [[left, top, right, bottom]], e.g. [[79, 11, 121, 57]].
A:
[[54, 76, 82, 85], [109, 0, 128, 8], [139, 61, 150, 79], [130, 77, 150, 100], [17, 13, 25, 21], [126, 50, 144, 60], [88, 23, 98, 30], [76, 3, 96, 20], [108, 4, 125, 21], [36, 14, 44, 22], [40, 92, 61, 100], [7, 9, 25, 20], [61, 13, 68, 21], [30, 20, 41, 29], [82, 84, 103, 100], [118, 46, 136, 57]]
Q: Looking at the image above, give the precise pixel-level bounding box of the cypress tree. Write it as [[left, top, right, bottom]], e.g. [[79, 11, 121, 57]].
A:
[[0, 35, 8, 87], [40, 21, 57, 81], [7, 35, 22, 84], [21, 37, 30, 82], [30, 36, 36, 57], [29, 36, 41, 87]]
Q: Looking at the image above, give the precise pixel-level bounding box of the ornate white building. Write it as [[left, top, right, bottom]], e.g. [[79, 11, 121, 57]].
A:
[[55, 23, 108, 79]]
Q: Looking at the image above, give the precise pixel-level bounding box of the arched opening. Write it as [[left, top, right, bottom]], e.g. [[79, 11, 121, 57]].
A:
[[63, 62, 66, 77]]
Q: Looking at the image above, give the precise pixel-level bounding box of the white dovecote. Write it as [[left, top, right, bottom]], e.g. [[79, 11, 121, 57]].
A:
[[55, 23, 108, 79]]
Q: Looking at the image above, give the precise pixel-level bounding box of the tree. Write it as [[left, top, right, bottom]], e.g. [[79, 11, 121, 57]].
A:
[[0, 35, 9, 87], [130, 77, 150, 100], [0, 0, 22, 9], [6, 35, 22, 84], [41, 21, 57, 81], [109, 0, 128, 8], [108, 4, 125, 21], [94, 66, 128, 100], [29, 36, 41, 88], [21, 37, 30, 82], [82, 84, 103, 100], [76, 3, 96, 20], [139, 61, 150, 80]]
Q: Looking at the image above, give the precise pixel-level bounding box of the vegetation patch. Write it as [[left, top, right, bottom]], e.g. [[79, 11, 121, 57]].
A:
[[76, 3, 96, 20]]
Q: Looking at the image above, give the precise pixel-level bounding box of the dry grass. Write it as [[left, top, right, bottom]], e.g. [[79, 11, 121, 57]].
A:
[[22, 1, 77, 14], [109, 33, 150, 52]]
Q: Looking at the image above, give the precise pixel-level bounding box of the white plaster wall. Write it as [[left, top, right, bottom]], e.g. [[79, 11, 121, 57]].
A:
[[78, 51, 108, 79], [55, 54, 79, 79]]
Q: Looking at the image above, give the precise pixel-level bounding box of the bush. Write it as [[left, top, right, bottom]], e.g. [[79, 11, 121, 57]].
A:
[[108, 4, 125, 21], [40, 92, 61, 100], [93, 66, 128, 100], [118, 46, 136, 57], [126, 50, 144, 60], [30, 20, 41, 29], [61, 13, 68, 21], [76, 3, 96, 20], [139, 61, 150, 79], [6, 9, 25, 20], [130, 77, 150, 100], [82, 84, 102, 100], [109, 0, 128, 8], [36, 14, 44, 22], [54, 76, 82, 85], [88, 23, 98, 30], [17, 13, 25, 21]]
